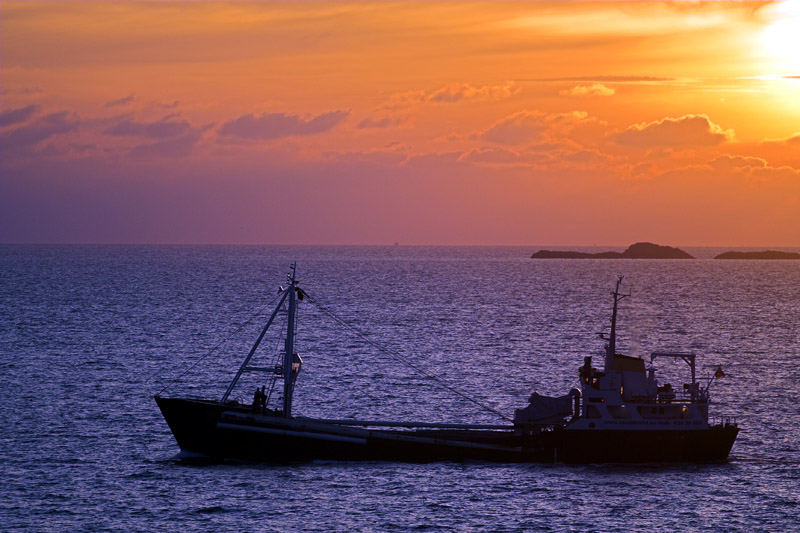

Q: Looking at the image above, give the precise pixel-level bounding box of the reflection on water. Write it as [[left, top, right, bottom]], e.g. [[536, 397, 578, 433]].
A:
[[1, 245, 798, 530]]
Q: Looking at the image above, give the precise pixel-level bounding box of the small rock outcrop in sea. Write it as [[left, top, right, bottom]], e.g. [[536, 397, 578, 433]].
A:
[[531, 242, 694, 259], [714, 250, 800, 260]]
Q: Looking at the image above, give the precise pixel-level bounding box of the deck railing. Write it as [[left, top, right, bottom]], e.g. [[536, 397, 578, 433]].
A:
[[709, 416, 737, 427], [629, 392, 708, 404]]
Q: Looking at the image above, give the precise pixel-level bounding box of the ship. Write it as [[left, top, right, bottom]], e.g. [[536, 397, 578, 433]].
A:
[[155, 265, 738, 463]]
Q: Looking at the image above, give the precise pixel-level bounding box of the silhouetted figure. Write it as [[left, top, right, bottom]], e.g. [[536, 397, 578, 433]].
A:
[[260, 385, 267, 412]]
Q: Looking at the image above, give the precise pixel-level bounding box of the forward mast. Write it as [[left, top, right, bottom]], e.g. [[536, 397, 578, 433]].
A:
[[220, 262, 302, 417]]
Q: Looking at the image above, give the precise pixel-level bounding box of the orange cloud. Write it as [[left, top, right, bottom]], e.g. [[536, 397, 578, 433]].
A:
[[561, 84, 615, 96], [725, 133, 800, 169], [458, 147, 526, 166], [561, 149, 611, 165], [382, 82, 518, 110], [708, 154, 767, 172], [704, 156, 800, 183], [426, 82, 519, 103], [481, 111, 549, 144], [356, 115, 405, 129], [759, 133, 800, 147], [481, 110, 606, 147], [522, 76, 673, 83], [614, 115, 733, 148]]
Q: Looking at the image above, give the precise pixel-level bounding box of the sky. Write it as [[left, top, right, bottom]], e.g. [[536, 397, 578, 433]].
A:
[[1, 1, 799, 246]]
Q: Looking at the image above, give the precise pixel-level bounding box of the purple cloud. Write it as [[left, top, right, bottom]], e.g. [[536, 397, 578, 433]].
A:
[[129, 131, 204, 158], [0, 105, 40, 127], [106, 117, 192, 139], [104, 94, 136, 107], [0, 112, 78, 149], [219, 110, 348, 140]]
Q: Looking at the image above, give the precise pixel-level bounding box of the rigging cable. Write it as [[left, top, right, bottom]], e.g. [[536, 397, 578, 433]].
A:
[[265, 319, 287, 407], [152, 291, 282, 397], [303, 291, 513, 423]]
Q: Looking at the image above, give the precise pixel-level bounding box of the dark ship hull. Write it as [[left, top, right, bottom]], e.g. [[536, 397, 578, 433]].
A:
[[156, 397, 739, 464]]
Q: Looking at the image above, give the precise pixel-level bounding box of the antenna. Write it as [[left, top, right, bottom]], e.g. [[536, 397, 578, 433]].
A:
[[605, 275, 630, 368]]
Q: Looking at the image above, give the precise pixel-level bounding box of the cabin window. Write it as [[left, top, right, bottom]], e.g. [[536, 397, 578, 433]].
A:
[[608, 406, 632, 419]]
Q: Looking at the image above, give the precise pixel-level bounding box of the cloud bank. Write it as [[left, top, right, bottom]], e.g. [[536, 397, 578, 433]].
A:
[[0, 105, 40, 127], [106, 116, 193, 139], [219, 110, 349, 140], [1, 112, 79, 149]]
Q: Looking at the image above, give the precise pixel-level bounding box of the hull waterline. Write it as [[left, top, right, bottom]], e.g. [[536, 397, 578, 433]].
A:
[[156, 397, 738, 464]]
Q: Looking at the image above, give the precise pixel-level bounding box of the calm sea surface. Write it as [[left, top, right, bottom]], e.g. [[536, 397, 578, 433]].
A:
[[1, 245, 798, 531]]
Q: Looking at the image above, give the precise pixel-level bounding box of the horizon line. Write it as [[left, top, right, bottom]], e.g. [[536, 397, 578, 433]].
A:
[[1, 242, 798, 249]]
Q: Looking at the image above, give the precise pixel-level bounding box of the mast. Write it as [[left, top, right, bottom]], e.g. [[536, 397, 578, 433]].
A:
[[605, 275, 627, 370], [220, 263, 302, 414], [282, 262, 298, 417]]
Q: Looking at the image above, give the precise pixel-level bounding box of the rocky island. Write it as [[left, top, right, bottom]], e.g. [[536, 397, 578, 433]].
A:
[[714, 250, 800, 260], [531, 242, 694, 259]]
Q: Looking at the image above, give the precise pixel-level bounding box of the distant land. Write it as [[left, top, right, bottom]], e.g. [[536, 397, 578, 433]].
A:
[[531, 242, 694, 259], [715, 251, 800, 260]]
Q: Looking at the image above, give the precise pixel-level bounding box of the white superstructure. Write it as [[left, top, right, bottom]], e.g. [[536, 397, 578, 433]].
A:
[[568, 276, 723, 431]]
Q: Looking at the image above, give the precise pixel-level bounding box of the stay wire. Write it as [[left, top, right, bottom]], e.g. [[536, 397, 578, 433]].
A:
[[265, 320, 287, 407], [303, 291, 513, 423], [153, 291, 283, 397]]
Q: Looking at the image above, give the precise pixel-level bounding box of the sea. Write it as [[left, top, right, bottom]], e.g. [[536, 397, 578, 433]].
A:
[[1, 245, 798, 531]]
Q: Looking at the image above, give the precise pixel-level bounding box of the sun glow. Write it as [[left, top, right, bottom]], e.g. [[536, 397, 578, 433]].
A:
[[760, 0, 800, 72]]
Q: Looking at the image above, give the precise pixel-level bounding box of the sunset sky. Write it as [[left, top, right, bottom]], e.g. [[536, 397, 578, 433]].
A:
[[1, 1, 798, 245]]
